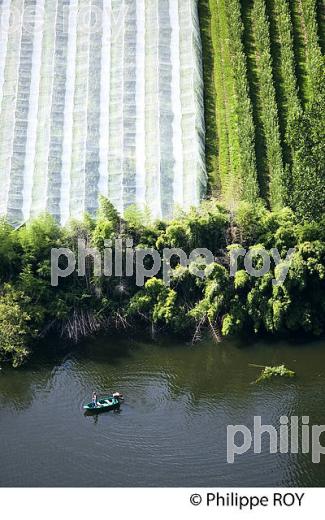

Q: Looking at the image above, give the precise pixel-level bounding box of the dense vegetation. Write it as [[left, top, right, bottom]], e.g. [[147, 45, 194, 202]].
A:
[[0, 2, 324, 367], [0, 199, 324, 367], [199, 0, 324, 220]]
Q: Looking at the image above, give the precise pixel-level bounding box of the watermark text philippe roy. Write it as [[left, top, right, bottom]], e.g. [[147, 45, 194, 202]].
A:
[[227, 416, 325, 464], [51, 238, 296, 287]]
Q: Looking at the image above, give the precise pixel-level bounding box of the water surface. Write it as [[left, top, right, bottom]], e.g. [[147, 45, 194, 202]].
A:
[[1, 337, 325, 486]]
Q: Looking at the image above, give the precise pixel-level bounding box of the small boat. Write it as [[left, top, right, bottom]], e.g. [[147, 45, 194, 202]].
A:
[[83, 396, 120, 413]]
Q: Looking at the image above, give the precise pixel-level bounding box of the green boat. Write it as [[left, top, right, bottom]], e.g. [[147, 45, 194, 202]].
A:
[[83, 396, 120, 413]]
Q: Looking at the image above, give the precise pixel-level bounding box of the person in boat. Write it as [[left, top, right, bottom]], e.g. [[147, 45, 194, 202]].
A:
[[92, 392, 98, 407]]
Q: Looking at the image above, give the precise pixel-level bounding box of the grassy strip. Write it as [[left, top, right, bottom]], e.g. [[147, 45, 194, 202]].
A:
[[216, 0, 244, 204], [251, 0, 284, 209], [197, 0, 219, 194], [225, 0, 259, 203], [209, 0, 231, 200]]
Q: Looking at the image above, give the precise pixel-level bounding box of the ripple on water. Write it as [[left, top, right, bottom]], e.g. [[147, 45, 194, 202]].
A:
[[1, 338, 325, 486]]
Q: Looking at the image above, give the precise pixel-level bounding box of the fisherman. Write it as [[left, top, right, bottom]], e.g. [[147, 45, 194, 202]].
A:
[[92, 392, 97, 407]]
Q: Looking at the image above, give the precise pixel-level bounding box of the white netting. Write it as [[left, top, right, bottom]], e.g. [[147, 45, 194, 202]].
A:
[[0, 0, 24, 221], [31, 0, 57, 220], [0, 0, 207, 225]]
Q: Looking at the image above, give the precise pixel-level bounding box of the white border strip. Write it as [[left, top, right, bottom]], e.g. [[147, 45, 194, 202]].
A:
[[0, 488, 317, 520]]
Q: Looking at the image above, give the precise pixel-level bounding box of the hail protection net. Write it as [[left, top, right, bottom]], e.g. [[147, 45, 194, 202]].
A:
[[0, 0, 207, 225]]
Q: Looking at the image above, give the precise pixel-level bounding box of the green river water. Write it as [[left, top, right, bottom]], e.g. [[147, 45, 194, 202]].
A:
[[1, 336, 325, 486]]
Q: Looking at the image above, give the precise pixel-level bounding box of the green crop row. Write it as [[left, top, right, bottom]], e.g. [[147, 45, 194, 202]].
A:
[[215, 0, 244, 205], [251, 0, 285, 209], [207, 0, 260, 206], [265, 0, 302, 202], [199, 0, 324, 220], [224, 0, 260, 203], [208, 0, 231, 199], [300, 0, 324, 102], [197, 0, 219, 192], [288, 0, 325, 221], [272, 0, 301, 119]]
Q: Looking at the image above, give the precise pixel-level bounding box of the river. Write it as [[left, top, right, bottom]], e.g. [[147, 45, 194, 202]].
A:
[[1, 336, 325, 486]]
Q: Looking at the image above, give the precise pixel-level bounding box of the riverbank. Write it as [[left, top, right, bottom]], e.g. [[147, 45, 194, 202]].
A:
[[0, 198, 324, 367]]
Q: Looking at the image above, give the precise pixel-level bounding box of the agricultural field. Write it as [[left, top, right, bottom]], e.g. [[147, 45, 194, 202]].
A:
[[199, 0, 324, 220], [0, 0, 207, 226]]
